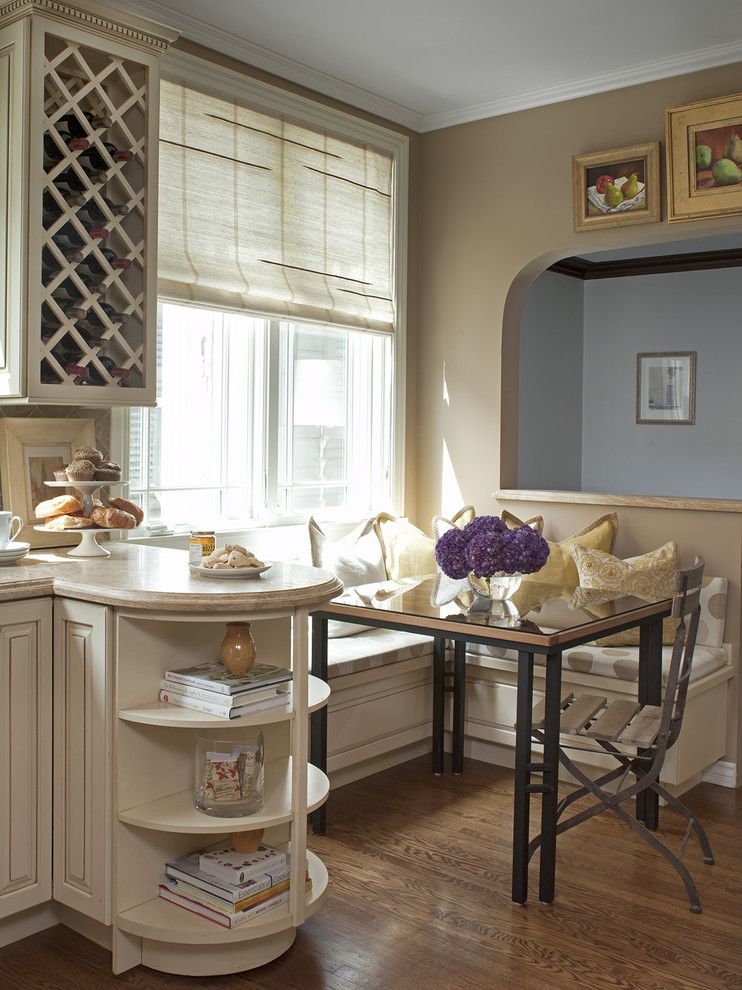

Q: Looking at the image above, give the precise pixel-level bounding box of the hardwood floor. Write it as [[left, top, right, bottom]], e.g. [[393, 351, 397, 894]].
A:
[[1, 756, 740, 989]]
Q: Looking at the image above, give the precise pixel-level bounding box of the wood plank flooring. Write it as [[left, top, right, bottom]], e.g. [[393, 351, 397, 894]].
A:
[[1, 755, 740, 990]]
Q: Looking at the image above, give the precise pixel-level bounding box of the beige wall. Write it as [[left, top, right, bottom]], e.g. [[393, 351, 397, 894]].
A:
[[416, 62, 742, 773]]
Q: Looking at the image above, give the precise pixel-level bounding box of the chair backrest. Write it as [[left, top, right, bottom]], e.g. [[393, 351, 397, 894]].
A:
[[658, 557, 704, 753]]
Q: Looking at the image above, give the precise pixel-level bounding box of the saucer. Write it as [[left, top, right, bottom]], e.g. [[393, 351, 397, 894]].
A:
[[0, 541, 30, 565]]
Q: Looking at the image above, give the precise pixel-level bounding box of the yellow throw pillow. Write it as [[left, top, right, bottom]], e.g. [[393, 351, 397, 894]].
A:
[[376, 506, 474, 580], [520, 513, 618, 589], [570, 541, 680, 646], [501, 509, 544, 534]]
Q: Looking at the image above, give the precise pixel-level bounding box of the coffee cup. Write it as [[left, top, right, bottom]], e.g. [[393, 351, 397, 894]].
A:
[[0, 512, 23, 549]]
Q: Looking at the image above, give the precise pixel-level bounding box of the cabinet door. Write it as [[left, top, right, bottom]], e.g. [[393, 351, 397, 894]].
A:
[[54, 598, 111, 924], [0, 599, 52, 918]]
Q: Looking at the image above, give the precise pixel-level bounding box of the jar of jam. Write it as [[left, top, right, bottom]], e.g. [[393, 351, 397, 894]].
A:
[[189, 530, 215, 566]]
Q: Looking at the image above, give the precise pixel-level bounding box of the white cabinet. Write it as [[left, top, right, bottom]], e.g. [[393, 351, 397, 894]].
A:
[[0, 598, 52, 919], [53, 598, 112, 923], [0, 0, 177, 407]]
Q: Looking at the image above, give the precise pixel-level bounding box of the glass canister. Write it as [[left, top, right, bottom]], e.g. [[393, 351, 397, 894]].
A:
[[194, 731, 264, 818]]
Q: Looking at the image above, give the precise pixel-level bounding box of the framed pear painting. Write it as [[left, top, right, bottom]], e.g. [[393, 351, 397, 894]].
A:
[[572, 142, 661, 232], [666, 92, 742, 222]]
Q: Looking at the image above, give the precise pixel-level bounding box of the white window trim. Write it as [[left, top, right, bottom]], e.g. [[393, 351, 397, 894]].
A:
[[113, 48, 408, 523]]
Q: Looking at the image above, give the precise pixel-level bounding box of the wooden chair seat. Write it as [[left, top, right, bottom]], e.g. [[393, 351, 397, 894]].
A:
[[531, 693, 663, 748]]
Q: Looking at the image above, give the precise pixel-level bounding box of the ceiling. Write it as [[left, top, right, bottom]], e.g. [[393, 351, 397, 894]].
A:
[[120, 0, 742, 131]]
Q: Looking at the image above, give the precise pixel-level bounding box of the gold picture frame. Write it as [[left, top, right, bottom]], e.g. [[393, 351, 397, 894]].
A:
[[636, 352, 696, 425], [572, 142, 661, 232], [0, 417, 96, 546], [666, 92, 742, 222]]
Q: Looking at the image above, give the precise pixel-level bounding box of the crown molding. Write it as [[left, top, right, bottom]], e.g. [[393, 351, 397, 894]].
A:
[[550, 248, 742, 281], [113, 0, 424, 132], [0, 0, 180, 51], [421, 38, 742, 131]]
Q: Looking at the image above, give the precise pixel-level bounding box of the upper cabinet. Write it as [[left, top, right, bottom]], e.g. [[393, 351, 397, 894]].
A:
[[0, 0, 178, 406]]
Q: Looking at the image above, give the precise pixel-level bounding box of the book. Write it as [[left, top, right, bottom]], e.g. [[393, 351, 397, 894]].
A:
[[158, 884, 290, 929], [162, 874, 291, 915], [164, 659, 292, 696], [159, 678, 282, 708], [165, 850, 290, 904], [159, 688, 289, 719], [199, 844, 287, 885]]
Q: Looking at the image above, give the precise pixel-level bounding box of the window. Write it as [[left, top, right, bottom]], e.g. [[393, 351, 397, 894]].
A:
[[123, 53, 408, 530], [128, 301, 393, 530]]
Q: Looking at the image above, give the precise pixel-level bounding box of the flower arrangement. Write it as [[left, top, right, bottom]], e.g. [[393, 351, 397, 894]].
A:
[[435, 515, 550, 581]]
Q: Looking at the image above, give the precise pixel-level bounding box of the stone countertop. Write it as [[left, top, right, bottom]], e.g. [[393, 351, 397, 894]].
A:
[[0, 543, 343, 613]]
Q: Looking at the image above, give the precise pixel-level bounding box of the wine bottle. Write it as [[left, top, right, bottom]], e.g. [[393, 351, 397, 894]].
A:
[[98, 249, 132, 270], [41, 247, 63, 283], [97, 302, 128, 324], [53, 169, 100, 205], [77, 200, 128, 225], [51, 228, 85, 262], [43, 133, 90, 169], [100, 141, 134, 163], [54, 110, 112, 139], [73, 259, 108, 291], [40, 359, 61, 385]]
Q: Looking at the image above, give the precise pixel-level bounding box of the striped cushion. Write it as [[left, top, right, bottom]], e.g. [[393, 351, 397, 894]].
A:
[[327, 628, 435, 678]]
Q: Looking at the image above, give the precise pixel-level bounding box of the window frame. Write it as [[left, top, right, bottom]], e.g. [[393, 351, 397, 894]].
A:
[[112, 48, 408, 528]]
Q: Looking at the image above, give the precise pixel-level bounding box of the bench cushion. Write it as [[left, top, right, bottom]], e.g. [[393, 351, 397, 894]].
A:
[[465, 641, 727, 685], [327, 628, 435, 678]]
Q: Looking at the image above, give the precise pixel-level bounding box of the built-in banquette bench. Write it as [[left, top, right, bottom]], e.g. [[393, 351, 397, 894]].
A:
[[312, 513, 733, 794]]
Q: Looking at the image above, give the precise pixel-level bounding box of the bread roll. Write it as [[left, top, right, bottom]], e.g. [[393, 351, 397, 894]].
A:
[[35, 495, 83, 519], [91, 505, 136, 529], [72, 446, 103, 467], [44, 514, 94, 530], [107, 497, 143, 526]]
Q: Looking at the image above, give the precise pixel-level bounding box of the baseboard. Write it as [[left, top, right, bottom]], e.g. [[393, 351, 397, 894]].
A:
[[702, 760, 738, 788], [0, 902, 59, 948], [329, 738, 431, 789], [56, 904, 112, 951]]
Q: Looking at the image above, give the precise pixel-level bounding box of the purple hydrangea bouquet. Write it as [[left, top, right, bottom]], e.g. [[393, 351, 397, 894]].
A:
[[435, 515, 549, 603]]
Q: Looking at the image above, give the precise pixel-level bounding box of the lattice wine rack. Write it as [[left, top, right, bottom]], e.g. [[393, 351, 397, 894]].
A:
[[40, 32, 148, 395]]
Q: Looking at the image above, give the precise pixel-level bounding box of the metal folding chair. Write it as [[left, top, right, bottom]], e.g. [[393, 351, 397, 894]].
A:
[[527, 557, 714, 913]]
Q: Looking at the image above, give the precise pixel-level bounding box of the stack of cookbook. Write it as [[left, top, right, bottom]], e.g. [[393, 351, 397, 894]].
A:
[[159, 843, 311, 928], [160, 660, 292, 719]]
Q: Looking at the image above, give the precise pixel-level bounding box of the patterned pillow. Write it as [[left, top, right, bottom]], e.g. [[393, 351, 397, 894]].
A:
[[520, 513, 619, 589], [500, 509, 544, 534], [570, 542, 680, 647]]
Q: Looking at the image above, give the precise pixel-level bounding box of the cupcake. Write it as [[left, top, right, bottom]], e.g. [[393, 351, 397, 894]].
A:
[[94, 461, 122, 482], [67, 459, 95, 481], [53, 467, 69, 482], [72, 446, 104, 467]]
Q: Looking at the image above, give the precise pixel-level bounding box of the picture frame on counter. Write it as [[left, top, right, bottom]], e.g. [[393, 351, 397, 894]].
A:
[[572, 141, 661, 232], [636, 352, 696, 425], [666, 91, 742, 222], [0, 416, 97, 546]]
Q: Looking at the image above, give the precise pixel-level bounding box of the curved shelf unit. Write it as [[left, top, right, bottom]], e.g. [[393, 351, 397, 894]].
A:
[[118, 759, 329, 833], [118, 676, 330, 728], [116, 851, 328, 945]]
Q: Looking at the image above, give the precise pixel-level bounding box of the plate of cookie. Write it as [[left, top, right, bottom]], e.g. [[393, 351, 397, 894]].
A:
[[189, 544, 272, 579]]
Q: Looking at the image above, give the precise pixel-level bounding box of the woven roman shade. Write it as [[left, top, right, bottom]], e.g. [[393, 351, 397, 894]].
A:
[[158, 81, 396, 334]]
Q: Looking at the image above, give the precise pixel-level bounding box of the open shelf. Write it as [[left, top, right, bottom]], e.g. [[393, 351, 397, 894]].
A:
[[119, 759, 329, 833], [116, 850, 327, 944], [118, 675, 330, 728]]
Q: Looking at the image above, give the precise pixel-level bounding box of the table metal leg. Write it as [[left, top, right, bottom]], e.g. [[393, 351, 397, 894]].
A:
[[512, 650, 534, 904], [538, 650, 562, 904], [638, 617, 663, 831], [309, 615, 328, 835], [452, 640, 466, 774], [432, 636, 446, 775]]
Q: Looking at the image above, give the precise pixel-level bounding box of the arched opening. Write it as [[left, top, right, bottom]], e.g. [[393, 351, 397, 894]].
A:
[[502, 231, 742, 499]]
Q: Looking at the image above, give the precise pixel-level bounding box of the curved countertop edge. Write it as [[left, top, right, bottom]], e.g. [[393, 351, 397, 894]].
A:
[[0, 545, 344, 613]]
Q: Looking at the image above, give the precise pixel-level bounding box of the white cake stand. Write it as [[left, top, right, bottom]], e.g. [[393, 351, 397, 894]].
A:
[[40, 479, 134, 557]]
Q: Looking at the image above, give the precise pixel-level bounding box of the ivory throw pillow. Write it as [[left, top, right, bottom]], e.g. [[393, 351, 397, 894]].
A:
[[570, 541, 680, 647], [308, 517, 387, 638], [520, 513, 619, 589], [377, 506, 475, 580], [501, 509, 545, 534]]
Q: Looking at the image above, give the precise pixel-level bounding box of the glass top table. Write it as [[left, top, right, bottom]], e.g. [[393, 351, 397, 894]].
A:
[[310, 571, 672, 907]]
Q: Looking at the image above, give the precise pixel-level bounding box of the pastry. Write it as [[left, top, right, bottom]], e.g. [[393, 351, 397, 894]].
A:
[[204, 545, 264, 569], [107, 497, 143, 526], [94, 461, 122, 481], [35, 495, 83, 519], [44, 514, 94, 530], [72, 446, 104, 467], [91, 505, 136, 529], [53, 467, 69, 482], [66, 459, 95, 481]]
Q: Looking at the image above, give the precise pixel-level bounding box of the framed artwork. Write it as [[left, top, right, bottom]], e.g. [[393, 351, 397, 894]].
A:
[[0, 417, 96, 546], [636, 352, 696, 425], [666, 92, 742, 222], [572, 142, 661, 232]]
